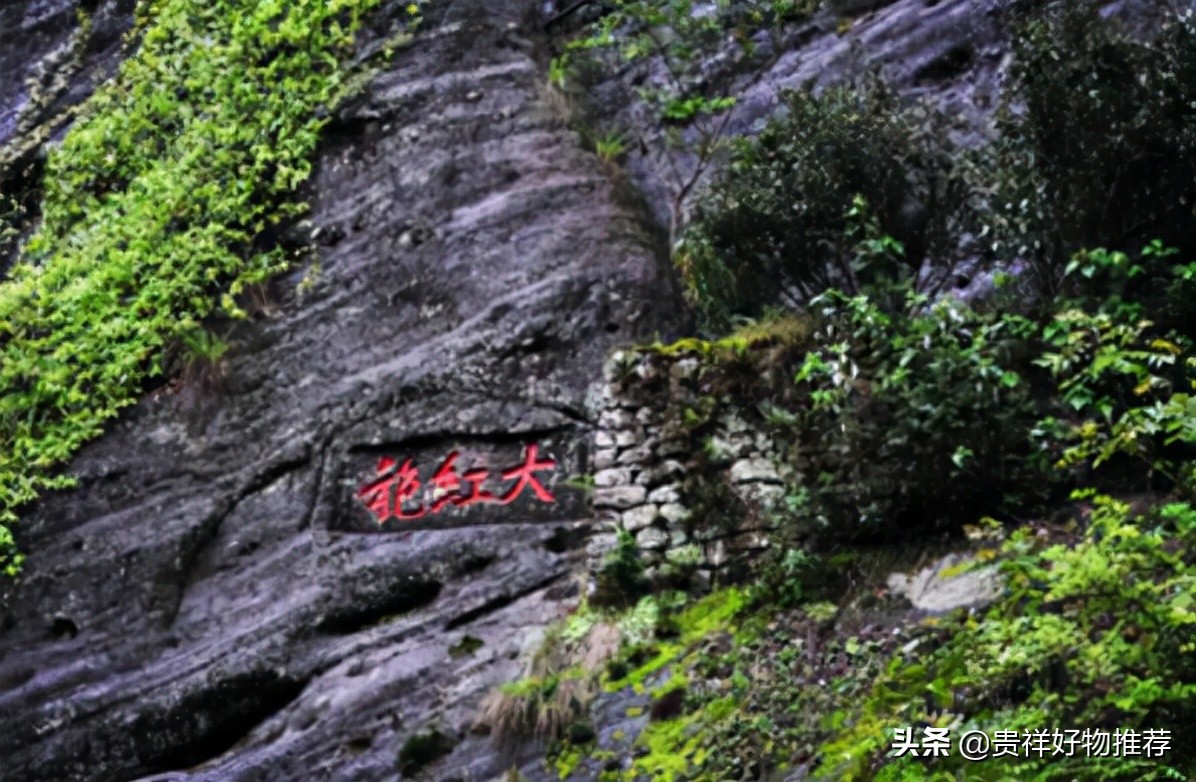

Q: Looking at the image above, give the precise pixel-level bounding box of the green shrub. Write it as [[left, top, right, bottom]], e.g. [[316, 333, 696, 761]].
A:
[[983, 1, 1196, 297], [480, 669, 596, 751], [681, 1, 1196, 329], [783, 288, 1046, 537], [1033, 261, 1196, 498], [814, 494, 1196, 781], [172, 327, 231, 395], [680, 77, 967, 330], [809, 264, 1196, 778], [594, 527, 649, 606]]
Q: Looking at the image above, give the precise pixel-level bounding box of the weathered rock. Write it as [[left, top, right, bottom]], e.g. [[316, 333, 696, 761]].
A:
[[658, 438, 692, 459], [586, 531, 620, 561], [886, 552, 1002, 613], [616, 438, 659, 465], [668, 529, 690, 548], [659, 503, 690, 525], [637, 459, 686, 487], [622, 504, 659, 533], [0, 0, 137, 271], [0, 2, 683, 781], [594, 485, 648, 511], [671, 357, 700, 379], [635, 527, 670, 551], [594, 467, 633, 488], [614, 430, 641, 448], [592, 447, 617, 470], [647, 485, 681, 504], [599, 408, 637, 430], [731, 457, 782, 484]]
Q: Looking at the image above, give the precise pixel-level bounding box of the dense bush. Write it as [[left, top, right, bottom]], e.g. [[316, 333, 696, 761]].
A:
[[593, 526, 649, 606], [816, 494, 1196, 781], [683, 1, 1196, 329], [780, 287, 1046, 538], [981, 2, 1196, 297], [679, 77, 969, 330], [1032, 254, 1196, 498], [806, 249, 1196, 779]]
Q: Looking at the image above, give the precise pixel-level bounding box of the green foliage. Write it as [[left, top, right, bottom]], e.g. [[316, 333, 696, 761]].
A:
[[1034, 311, 1196, 497], [982, 2, 1196, 295], [172, 327, 231, 394], [763, 546, 820, 608], [684, 1, 1196, 328], [0, 0, 418, 575], [548, 55, 570, 89], [804, 255, 1196, 778], [593, 131, 627, 163], [597, 590, 889, 782], [813, 494, 1196, 781], [784, 288, 1044, 535], [680, 79, 965, 330], [594, 526, 648, 606], [0, 523, 22, 577], [483, 668, 596, 750]]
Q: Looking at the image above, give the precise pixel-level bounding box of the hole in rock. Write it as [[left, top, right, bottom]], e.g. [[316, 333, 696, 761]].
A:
[[544, 525, 588, 553], [50, 615, 78, 640], [137, 670, 309, 777], [915, 43, 975, 83]]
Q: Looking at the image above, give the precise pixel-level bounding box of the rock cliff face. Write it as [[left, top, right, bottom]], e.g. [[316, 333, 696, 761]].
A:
[[0, 2, 679, 780], [0, 1, 1022, 780]]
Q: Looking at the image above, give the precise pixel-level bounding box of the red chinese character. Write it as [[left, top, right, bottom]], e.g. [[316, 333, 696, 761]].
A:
[[497, 443, 556, 505], [429, 452, 500, 512], [392, 458, 425, 520], [429, 451, 463, 513], [459, 466, 497, 507], [357, 456, 399, 523]]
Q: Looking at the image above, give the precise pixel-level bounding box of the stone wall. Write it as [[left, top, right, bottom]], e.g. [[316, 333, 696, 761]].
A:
[[586, 346, 796, 590]]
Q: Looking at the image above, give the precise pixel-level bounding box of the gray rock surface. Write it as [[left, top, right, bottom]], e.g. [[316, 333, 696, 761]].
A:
[[0, 1, 679, 780], [886, 552, 1002, 613], [0, 0, 137, 271]]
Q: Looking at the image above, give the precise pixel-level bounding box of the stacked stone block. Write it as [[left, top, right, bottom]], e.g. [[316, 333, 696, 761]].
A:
[[587, 348, 794, 589]]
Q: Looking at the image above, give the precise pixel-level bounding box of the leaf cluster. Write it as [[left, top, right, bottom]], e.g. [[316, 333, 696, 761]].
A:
[[0, 0, 419, 575], [680, 78, 969, 331], [815, 494, 1196, 781], [782, 288, 1045, 538], [981, 1, 1196, 296]]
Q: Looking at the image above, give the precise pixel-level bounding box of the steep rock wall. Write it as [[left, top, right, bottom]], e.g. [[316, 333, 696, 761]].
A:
[[0, 2, 680, 780]]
